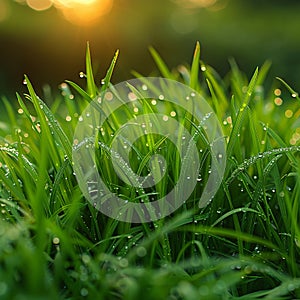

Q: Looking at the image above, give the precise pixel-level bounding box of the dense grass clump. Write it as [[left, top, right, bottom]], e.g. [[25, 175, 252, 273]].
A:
[[0, 43, 299, 299]]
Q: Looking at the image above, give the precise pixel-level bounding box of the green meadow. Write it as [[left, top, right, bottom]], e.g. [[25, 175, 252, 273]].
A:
[[0, 43, 299, 299]]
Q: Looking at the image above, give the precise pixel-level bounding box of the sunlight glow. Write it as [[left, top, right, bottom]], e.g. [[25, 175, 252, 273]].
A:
[[174, 0, 216, 8], [0, 0, 10, 22], [53, 0, 113, 25], [23, 0, 113, 25], [26, 0, 53, 11], [173, 0, 227, 11]]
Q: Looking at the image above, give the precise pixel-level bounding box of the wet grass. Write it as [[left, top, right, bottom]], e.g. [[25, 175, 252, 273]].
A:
[[0, 42, 299, 299]]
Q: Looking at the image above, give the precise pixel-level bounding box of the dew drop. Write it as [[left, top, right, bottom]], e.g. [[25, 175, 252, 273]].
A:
[[291, 93, 298, 98], [128, 92, 137, 101], [53, 237, 60, 245]]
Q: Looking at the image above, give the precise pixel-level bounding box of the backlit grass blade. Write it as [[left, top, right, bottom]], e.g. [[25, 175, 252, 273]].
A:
[[149, 46, 173, 78], [24, 75, 72, 160], [276, 76, 300, 103], [65, 80, 93, 103], [190, 41, 200, 90], [101, 49, 119, 93], [85, 42, 97, 98], [226, 68, 259, 159]]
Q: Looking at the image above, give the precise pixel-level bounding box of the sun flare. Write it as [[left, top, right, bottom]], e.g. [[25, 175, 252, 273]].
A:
[[24, 0, 113, 25], [53, 0, 113, 25]]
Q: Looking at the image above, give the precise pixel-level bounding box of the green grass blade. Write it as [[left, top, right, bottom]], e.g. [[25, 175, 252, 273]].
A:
[[149, 46, 173, 78], [85, 42, 97, 98], [190, 41, 200, 90]]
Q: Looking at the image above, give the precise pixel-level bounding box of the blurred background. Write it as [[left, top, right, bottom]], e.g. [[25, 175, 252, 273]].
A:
[[1, 0, 300, 98]]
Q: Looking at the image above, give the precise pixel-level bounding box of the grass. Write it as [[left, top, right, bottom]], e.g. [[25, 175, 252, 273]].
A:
[[0, 42, 299, 299]]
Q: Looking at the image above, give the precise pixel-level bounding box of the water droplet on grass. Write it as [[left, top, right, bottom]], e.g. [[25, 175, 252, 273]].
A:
[[53, 237, 60, 245], [291, 93, 298, 98], [201, 65, 206, 71]]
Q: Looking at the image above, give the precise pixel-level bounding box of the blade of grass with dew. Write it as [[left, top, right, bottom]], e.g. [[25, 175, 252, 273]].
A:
[[276, 76, 300, 103], [100, 49, 119, 93], [226, 68, 259, 159], [24, 75, 72, 160]]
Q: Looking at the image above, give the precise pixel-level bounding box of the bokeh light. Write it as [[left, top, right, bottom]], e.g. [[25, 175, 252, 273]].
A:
[[0, 0, 10, 22], [20, 0, 113, 25], [173, 0, 226, 9], [26, 0, 53, 11], [53, 0, 113, 25]]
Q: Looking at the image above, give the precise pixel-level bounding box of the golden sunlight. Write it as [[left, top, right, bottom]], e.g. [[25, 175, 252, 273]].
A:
[[52, 0, 113, 25], [23, 0, 113, 25], [26, 0, 53, 11]]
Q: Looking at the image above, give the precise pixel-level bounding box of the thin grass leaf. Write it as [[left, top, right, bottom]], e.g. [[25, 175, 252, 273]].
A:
[[190, 41, 200, 90], [100, 49, 119, 93], [276, 77, 300, 102], [85, 42, 97, 98], [24, 75, 72, 160], [65, 80, 93, 103], [149, 46, 173, 78]]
